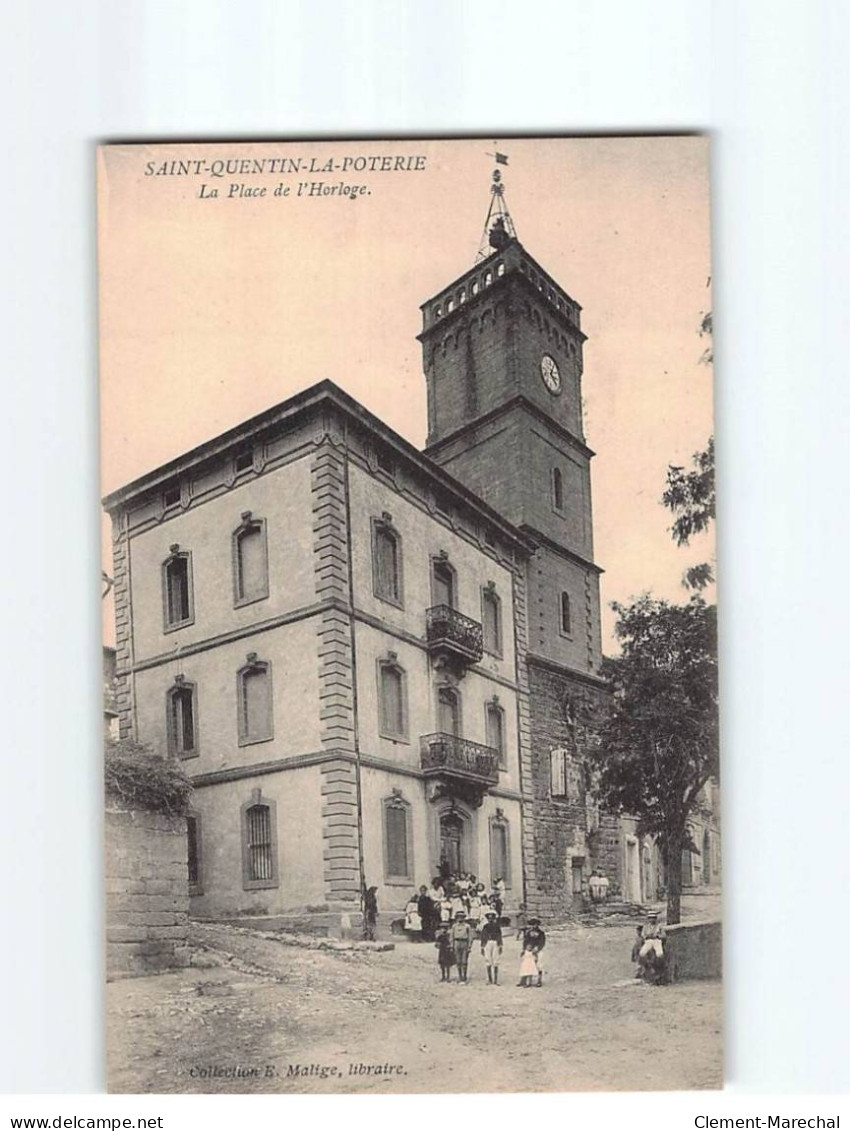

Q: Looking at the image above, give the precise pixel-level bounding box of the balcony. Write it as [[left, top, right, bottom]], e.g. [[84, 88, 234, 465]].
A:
[[425, 605, 483, 671], [420, 732, 499, 807]]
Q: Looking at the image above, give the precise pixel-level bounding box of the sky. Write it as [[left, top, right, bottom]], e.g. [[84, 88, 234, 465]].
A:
[[99, 137, 714, 650]]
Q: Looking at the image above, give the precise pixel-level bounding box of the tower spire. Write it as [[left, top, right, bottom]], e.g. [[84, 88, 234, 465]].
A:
[[476, 148, 517, 262]]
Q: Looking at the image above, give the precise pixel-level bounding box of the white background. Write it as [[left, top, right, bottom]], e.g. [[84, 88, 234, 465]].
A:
[[2, 0, 849, 1113]]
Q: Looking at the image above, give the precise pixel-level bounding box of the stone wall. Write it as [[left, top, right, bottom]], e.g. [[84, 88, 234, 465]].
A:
[[665, 920, 722, 981], [106, 808, 190, 979]]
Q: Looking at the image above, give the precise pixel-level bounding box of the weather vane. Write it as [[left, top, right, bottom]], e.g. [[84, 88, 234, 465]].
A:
[[476, 144, 517, 261]]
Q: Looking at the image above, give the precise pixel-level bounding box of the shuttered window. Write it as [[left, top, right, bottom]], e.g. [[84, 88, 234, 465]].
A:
[[550, 748, 567, 797], [482, 588, 502, 654], [552, 466, 565, 512], [379, 664, 405, 737], [239, 663, 273, 743], [374, 526, 400, 602], [385, 804, 409, 879], [235, 521, 267, 603]]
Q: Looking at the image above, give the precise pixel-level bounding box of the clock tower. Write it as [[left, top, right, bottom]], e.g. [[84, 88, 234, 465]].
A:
[[419, 172, 613, 918]]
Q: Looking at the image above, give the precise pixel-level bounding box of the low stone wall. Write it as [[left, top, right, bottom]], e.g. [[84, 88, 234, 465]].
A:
[[665, 919, 722, 981], [106, 808, 190, 979]]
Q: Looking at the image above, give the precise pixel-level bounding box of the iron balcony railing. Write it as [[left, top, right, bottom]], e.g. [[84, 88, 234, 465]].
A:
[[420, 733, 500, 785], [425, 604, 484, 664]]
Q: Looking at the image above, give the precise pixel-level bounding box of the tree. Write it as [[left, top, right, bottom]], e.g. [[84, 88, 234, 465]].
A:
[[662, 437, 716, 589], [591, 595, 719, 924]]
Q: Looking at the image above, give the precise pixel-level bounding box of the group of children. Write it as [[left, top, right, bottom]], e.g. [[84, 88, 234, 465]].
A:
[[403, 873, 507, 941], [432, 902, 547, 987]]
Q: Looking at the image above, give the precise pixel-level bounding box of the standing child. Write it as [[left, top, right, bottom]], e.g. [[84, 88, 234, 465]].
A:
[[435, 923, 455, 982], [404, 892, 422, 940], [522, 917, 547, 988], [450, 910, 474, 983], [480, 910, 503, 984], [515, 902, 528, 944], [363, 886, 379, 942]]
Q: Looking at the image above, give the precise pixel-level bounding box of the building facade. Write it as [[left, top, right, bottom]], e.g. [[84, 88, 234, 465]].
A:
[[104, 221, 719, 925], [104, 385, 537, 926]]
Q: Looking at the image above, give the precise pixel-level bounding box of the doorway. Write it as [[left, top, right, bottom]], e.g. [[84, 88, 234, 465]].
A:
[[570, 857, 585, 909], [625, 836, 641, 903], [439, 811, 465, 876]]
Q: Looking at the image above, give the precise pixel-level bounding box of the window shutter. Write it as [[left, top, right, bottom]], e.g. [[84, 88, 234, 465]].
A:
[[490, 822, 508, 883], [487, 705, 505, 769], [376, 528, 398, 600], [243, 667, 271, 739], [550, 748, 567, 796], [187, 816, 200, 886], [483, 592, 500, 652], [381, 666, 403, 734]]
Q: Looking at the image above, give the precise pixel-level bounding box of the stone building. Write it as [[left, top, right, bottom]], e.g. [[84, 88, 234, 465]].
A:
[[104, 206, 719, 925]]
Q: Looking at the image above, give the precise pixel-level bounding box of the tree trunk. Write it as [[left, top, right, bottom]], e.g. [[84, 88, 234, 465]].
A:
[[666, 824, 685, 925]]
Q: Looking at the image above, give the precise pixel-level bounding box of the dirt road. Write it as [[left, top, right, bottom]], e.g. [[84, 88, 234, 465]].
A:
[[107, 908, 722, 1094]]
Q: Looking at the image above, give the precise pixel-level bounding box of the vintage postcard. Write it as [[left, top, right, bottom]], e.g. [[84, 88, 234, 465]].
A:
[[100, 136, 720, 1093]]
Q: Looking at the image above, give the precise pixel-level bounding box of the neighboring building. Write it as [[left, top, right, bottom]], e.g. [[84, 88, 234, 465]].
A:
[[103, 201, 719, 924], [103, 645, 119, 740]]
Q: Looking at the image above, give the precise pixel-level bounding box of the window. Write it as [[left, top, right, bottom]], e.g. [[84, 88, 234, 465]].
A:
[[371, 515, 403, 606], [375, 447, 395, 475], [552, 466, 565, 512], [481, 584, 502, 655], [241, 791, 279, 889], [237, 656, 273, 745], [167, 679, 197, 758], [233, 512, 269, 606], [560, 591, 572, 636], [489, 814, 511, 888], [486, 700, 506, 770], [431, 556, 455, 608], [550, 747, 567, 797], [162, 481, 181, 508], [234, 448, 253, 473], [382, 792, 414, 883], [187, 812, 202, 893], [162, 546, 193, 631], [378, 656, 407, 740]]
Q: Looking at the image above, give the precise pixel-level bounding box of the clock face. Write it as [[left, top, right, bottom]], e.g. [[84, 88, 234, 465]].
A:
[[540, 353, 562, 395]]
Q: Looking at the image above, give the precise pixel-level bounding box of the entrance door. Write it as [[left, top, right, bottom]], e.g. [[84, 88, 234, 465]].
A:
[[440, 812, 464, 876], [571, 857, 584, 909], [432, 561, 455, 608], [625, 837, 641, 903], [438, 687, 460, 736]]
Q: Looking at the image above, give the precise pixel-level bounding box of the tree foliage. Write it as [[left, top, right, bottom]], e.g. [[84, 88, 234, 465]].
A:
[[104, 738, 193, 817], [591, 595, 719, 923], [663, 437, 716, 589]]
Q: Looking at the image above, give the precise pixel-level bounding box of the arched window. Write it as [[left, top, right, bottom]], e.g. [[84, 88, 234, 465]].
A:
[[167, 677, 197, 758], [485, 698, 506, 770], [552, 466, 564, 513], [489, 812, 511, 888], [437, 685, 461, 736], [237, 654, 273, 745], [371, 514, 403, 606], [233, 512, 268, 606], [560, 591, 572, 636], [481, 583, 502, 655], [241, 789, 278, 890], [378, 654, 407, 740], [162, 545, 193, 631], [383, 791, 414, 883]]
